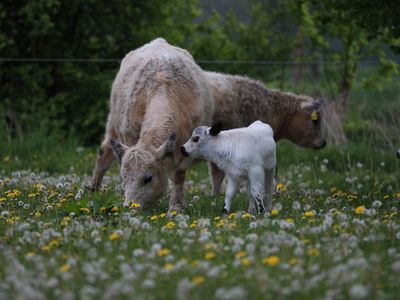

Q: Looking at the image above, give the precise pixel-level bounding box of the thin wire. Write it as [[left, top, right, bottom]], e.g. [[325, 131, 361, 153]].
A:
[[0, 57, 383, 65]]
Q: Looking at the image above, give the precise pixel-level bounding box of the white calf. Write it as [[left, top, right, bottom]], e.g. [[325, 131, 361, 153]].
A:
[[181, 121, 276, 215]]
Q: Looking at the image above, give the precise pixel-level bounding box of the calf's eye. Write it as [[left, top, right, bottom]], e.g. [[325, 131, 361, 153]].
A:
[[143, 174, 152, 185], [192, 136, 199, 143]]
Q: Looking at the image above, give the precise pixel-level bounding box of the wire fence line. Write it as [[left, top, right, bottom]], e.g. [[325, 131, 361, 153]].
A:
[[0, 57, 384, 65]]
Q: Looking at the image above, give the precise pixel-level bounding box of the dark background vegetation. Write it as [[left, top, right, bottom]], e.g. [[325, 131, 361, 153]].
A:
[[0, 0, 399, 169]]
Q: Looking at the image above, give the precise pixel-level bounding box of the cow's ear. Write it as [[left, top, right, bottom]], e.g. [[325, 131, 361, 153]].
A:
[[110, 139, 129, 163], [157, 133, 176, 159], [209, 123, 223, 136]]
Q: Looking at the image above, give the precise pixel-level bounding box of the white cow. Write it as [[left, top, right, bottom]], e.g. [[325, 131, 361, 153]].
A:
[[181, 120, 276, 215]]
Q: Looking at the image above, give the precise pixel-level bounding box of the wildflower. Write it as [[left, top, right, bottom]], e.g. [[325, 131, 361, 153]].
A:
[[304, 211, 314, 217], [192, 276, 205, 285], [109, 232, 121, 241], [41, 245, 50, 252], [242, 213, 252, 219], [241, 257, 251, 267], [34, 211, 41, 218], [159, 213, 166, 218], [28, 193, 39, 198], [164, 221, 176, 229], [79, 207, 90, 214], [308, 248, 320, 257], [164, 263, 174, 270], [228, 213, 236, 219], [111, 206, 119, 212], [150, 215, 158, 221], [59, 263, 71, 272], [271, 209, 279, 216], [130, 203, 141, 209], [26, 252, 36, 257], [286, 218, 294, 223], [262, 255, 280, 266], [289, 258, 298, 265], [276, 183, 286, 191], [158, 248, 170, 257], [100, 207, 107, 213], [205, 251, 216, 260], [355, 206, 365, 215], [236, 251, 247, 258]]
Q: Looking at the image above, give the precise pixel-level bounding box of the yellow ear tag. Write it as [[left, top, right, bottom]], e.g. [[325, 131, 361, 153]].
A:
[[311, 110, 319, 121]]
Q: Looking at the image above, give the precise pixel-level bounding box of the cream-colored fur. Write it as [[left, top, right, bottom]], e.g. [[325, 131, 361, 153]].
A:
[[88, 38, 214, 211]]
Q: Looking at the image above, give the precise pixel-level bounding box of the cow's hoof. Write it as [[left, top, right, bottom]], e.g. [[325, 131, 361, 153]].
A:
[[84, 182, 97, 192]]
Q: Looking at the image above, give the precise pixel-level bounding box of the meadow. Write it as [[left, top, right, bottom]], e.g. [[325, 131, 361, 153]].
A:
[[1, 70, 400, 300]]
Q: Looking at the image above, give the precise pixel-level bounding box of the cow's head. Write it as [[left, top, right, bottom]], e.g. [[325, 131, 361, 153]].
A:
[[180, 123, 222, 159], [110, 134, 176, 209], [284, 99, 326, 149]]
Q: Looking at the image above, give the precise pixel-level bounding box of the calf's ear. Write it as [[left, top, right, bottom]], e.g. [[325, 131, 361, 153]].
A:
[[110, 139, 129, 163], [157, 133, 176, 159], [209, 123, 223, 136]]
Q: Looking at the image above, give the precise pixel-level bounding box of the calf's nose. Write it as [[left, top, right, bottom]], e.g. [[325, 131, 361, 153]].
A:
[[180, 145, 189, 157]]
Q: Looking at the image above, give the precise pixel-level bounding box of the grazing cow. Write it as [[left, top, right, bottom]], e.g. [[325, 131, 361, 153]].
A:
[[181, 121, 276, 215], [205, 72, 326, 195], [87, 38, 214, 211]]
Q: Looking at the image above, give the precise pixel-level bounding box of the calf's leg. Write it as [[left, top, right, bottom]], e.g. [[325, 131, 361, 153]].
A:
[[264, 167, 275, 211], [221, 176, 237, 216], [248, 166, 266, 214], [247, 181, 257, 214], [208, 162, 225, 196]]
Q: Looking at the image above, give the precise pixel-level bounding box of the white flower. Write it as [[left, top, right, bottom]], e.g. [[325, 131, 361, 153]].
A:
[[349, 284, 368, 299]]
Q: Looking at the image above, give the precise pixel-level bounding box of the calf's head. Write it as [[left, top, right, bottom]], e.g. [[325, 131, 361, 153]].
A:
[[284, 100, 326, 149], [110, 134, 176, 209], [181, 123, 222, 159]]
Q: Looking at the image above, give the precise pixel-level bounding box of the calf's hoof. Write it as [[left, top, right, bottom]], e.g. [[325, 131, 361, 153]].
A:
[[220, 208, 229, 218]]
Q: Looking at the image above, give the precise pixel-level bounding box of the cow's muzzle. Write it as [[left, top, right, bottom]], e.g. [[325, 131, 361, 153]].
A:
[[180, 146, 189, 157]]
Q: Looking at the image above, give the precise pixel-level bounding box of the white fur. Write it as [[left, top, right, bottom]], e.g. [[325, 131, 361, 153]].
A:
[[182, 121, 276, 214]]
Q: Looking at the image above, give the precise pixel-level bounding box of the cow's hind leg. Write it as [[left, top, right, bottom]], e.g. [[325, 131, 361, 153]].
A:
[[208, 161, 225, 196], [248, 166, 266, 214], [168, 169, 187, 213], [87, 126, 117, 191]]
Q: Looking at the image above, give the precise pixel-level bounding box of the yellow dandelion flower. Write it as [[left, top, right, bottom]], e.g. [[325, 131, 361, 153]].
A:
[[164, 221, 176, 229], [228, 213, 236, 219], [111, 206, 119, 213], [271, 209, 279, 216], [109, 232, 121, 241], [59, 263, 71, 272], [214, 216, 221, 221], [383, 195, 390, 200], [170, 211, 177, 216], [157, 248, 170, 257], [190, 222, 197, 229], [330, 187, 338, 193], [204, 251, 216, 260], [236, 251, 247, 258], [241, 257, 251, 267], [159, 213, 166, 218], [289, 257, 298, 265], [191, 260, 199, 267], [0, 197, 6, 202], [34, 211, 41, 218], [304, 211, 314, 217], [242, 213, 252, 219], [262, 255, 280, 266], [355, 205, 365, 215], [229, 222, 237, 229], [130, 203, 141, 209], [192, 276, 205, 285], [41, 245, 50, 252], [100, 207, 107, 213], [308, 248, 320, 257], [204, 242, 216, 250], [164, 263, 174, 270], [26, 252, 36, 257], [79, 207, 90, 214], [150, 215, 158, 221], [28, 193, 39, 198], [286, 218, 294, 223], [49, 239, 60, 248]]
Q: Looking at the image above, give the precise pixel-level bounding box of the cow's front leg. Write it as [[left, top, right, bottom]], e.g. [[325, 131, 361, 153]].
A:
[[264, 167, 275, 211], [208, 161, 225, 196], [168, 169, 186, 213], [248, 166, 266, 214], [221, 176, 237, 217]]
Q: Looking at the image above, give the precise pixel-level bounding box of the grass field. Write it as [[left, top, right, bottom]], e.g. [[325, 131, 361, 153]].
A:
[[1, 135, 399, 299], [1, 72, 399, 299]]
